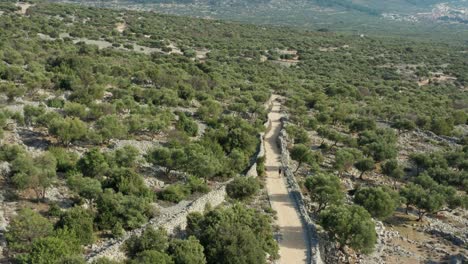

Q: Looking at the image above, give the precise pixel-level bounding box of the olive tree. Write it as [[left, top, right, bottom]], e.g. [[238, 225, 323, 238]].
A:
[[304, 173, 343, 212], [355, 158, 375, 179], [11, 152, 57, 201], [290, 144, 320, 173], [320, 204, 376, 254], [381, 159, 404, 187], [5, 208, 53, 253], [48, 117, 88, 145], [354, 187, 399, 219], [168, 236, 206, 264]]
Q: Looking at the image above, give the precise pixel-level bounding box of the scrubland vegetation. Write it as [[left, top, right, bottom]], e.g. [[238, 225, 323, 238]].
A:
[[0, 0, 466, 263]]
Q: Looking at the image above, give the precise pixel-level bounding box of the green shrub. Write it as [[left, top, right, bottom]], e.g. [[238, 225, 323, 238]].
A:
[[226, 177, 260, 200], [124, 227, 169, 258], [158, 184, 190, 203], [187, 176, 210, 194], [49, 147, 79, 172], [256, 156, 266, 177], [46, 98, 65, 108]]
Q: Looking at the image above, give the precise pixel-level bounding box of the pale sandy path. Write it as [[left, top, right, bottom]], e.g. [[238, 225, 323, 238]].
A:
[[265, 100, 308, 264]]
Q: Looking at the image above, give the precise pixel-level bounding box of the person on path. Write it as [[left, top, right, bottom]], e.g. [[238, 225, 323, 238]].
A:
[[278, 167, 282, 176]]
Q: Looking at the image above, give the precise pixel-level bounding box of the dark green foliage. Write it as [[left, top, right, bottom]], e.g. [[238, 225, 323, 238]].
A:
[[401, 173, 466, 219], [354, 187, 400, 219], [381, 159, 404, 182], [78, 148, 109, 178], [147, 147, 186, 176], [182, 143, 223, 180], [0, 144, 26, 162], [5, 208, 53, 253], [256, 156, 266, 177], [334, 148, 362, 175], [91, 258, 122, 264], [391, 118, 416, 134], [400, 183, 444, 221], [130, 250, 174, 264], [147, 143, 226, 180], [320, 204, 376, 254], [355, 158, 375, 179], [108, 145, 140, 169], [67, 173, 103, 203], [430, 117, 453, 136], [349, 118, 376, 133], [49, 147, 79, 172], [305, 173, 343, 212], [176, 113, 199, 137], [226, 177, 260, 200], [48, 117, 88, 145], [56, 207, 95, 245], [187, 204, 278, 264], [204, 222, 265, 264], [28, 236, 81, 264], [64, 102, 87, 119], [95, 115, 128, 141], [10, 152, 57, 200], [317, 127, 349, 148], [124, 227, 169, 258], [95, 189, 153, 231], [0, 81, 25, 102], [23, 105, 46, 126], [409, 152, 433, 175], [290, 144, 321, 172], [169, 236, 206, 264], [226, 149, 248, 174], [46, 97, 65, 108], [1, 2, 468, 263], [410, 152, 448, 175], [358, 129, 397, 161], [61, 256, 87, 264], [158, 184, 190, 203], [286, 125, 310, 145], [187, 176, 210, 194], [105, 168, 152, 198]]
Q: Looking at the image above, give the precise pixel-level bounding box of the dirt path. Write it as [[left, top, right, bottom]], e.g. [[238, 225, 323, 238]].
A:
[[265, 99, 308, 264]]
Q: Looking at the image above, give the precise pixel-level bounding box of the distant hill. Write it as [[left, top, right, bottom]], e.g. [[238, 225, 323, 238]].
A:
[[50, 0, 468, 42]]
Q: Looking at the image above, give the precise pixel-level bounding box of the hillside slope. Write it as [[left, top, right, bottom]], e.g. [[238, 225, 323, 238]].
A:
[[50, 0, 468, 42], [0, 2, 467, 263]]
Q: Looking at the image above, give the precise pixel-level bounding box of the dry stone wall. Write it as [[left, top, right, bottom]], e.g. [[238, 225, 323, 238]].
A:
[[245, 100, 273, 178], [245, 134, 265, 178], [86, 96, 278, 262], [86, 183, 228, 262]]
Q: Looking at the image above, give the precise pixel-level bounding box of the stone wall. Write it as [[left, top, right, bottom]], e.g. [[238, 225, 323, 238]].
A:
[[245, 101, 273, 178], [276, 117, 324, 264], [86, 97, 278, 262], [86, 183, 228, 262], [84, 95, 285, 262], [245, 133, 265, 178]]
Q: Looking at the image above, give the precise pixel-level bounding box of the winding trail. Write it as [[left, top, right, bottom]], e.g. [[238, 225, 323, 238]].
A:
[[265, 99, 308, 264]]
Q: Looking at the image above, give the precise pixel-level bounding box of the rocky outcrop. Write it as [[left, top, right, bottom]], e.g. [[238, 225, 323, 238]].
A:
[[420, 214, 467, 246], [277, 117, 324, 264]]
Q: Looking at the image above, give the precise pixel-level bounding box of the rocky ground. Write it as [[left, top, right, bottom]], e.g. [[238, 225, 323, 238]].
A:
[[288, 119, 468, 264]]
